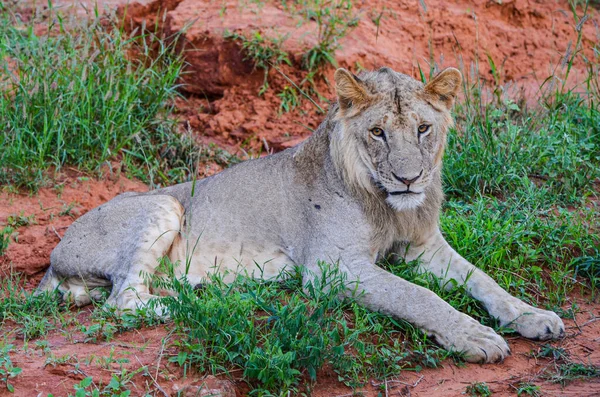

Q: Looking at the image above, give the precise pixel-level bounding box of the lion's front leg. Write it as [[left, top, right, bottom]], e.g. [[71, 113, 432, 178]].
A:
[[324, 259, 510, 363], [401, 229, 565, 341]]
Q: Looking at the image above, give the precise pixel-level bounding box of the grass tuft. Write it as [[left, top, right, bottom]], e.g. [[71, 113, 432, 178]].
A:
[[0, 276, 66, 340], [0, 4, 219, 190], [148, 260, 457, 393]]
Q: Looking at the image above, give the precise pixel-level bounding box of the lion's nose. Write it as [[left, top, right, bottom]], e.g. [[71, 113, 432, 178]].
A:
[[392, 169, 423, 185]]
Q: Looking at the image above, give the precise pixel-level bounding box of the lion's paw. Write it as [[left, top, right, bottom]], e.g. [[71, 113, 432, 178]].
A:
[[436, 316, 510, 364], [508, 305, 565, 341]]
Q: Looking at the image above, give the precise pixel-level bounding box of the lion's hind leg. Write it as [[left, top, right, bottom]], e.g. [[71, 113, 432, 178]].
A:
[[102, 195, 184, 316], [44, 194, 184, 316]]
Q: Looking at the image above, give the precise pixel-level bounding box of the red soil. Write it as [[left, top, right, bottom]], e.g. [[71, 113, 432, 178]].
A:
[[119, 0, 599, 155], [0, 173, 147, 279], [1, 0, 600, 395]]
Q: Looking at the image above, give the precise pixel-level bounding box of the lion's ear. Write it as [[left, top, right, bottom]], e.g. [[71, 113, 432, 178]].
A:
[[334, 68, 371, 113], [424, 67, 462, 108]]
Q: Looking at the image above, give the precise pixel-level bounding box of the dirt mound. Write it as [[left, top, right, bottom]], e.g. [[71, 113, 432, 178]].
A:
[[119, 0, 598, 154]]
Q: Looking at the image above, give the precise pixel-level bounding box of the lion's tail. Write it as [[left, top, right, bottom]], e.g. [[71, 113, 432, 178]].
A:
[[35, 266, 61, 296]]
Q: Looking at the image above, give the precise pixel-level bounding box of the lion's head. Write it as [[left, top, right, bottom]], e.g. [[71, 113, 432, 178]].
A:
[[331, 66, 461, 211]]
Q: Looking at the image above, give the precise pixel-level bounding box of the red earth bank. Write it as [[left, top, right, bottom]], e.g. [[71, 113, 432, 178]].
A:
[[120, 0, 599, 155]]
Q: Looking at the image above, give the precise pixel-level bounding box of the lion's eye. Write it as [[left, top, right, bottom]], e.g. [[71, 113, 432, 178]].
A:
[[418, 124, 431, 135], [370, 127, 385, 138]]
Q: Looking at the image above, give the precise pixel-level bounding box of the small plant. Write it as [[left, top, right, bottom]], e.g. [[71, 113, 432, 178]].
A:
[[0, 276, 67, 340], [516, 382, 541, 397], [48, 368, 142, 397], [465, 382, 492, 396], [85, 302, 161, 343], [93, 347, 129, 370], [103, 366, 145, 396], [34, 340, 50, 353], [573, 248, 600, 297], [535, 344, 568, 361], [0, 226, 14, 256], [49, 376, 98, 397], [59, 202, 78, 218], [278, 85, 300, 113], [225, 30, 291, 95], [6, 212, 36, 228], [0, 344, 22, 393], [296, 0, 358, 71], [370, 7, 386, 42], [44, 353, 77, 367], [549, 362, 600, 385]]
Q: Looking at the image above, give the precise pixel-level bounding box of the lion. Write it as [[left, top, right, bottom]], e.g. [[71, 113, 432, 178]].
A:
[[37, 66, 564, 363]]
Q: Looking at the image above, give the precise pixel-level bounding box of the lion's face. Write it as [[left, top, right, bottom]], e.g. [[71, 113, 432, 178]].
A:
[[333, 67, 461, 211]]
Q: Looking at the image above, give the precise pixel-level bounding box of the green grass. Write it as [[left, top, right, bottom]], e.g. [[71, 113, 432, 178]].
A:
[[516, 382, 541, 397], [224, 30, 291, 95], [445, 95, 600, 204], [550, 362, 600, 384], [0, 227, 13, 256], [48, 369, 148, 397], [149, 261, 459, 394], [293, 0, 358, 71], [0, 276, 67, 340], [0, 344, 21, 393], [532, 342, 600, 385], [0, 3, 233, 190], [466, 382, 492, 397]]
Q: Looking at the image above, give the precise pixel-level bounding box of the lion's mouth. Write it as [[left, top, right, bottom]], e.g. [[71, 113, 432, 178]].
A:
[[388, 190, 421, 196], [375, 181, 423, 196]]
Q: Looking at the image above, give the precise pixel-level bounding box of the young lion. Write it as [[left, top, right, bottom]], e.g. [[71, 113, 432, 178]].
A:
[[38, 67, 564, 363]]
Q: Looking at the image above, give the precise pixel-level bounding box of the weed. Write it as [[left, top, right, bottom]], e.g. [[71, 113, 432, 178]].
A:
[[0, 226, 13, 256], [49, 377, 98, 397], [47, 367, 145, 396], [516, 382, 541, 397], [532, 340, 600, 385], [34, 340, 51, 354], [6, 212, 36, 228], [551, 303, 578, 320], [573, 248, 600, 295], [0, 344, 21, 393], [103, 366, 145, 396], [370, 8, 386, 42], [278, 85, 300, 113], [85, 303, 162, 343], [295, 0, 358, 71], [548, 362, 600, 385], [0, 276, 66, 340], [44, 353, 77, 367], [465, 381, 492, 397], [93, 347, 129, 370], [534, 344, 568, 361], [225, 30, 291, 95], [59, 202, 78, 218]]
